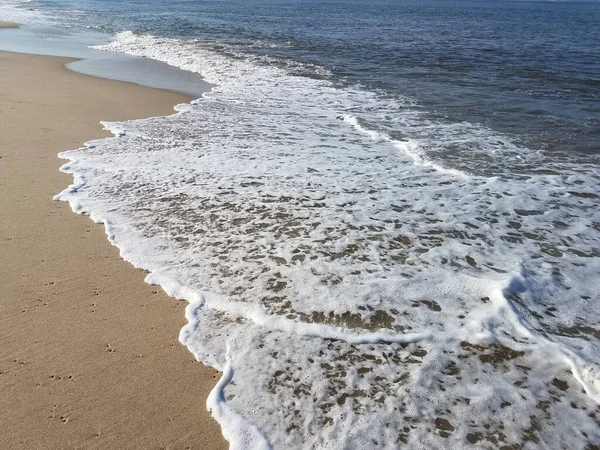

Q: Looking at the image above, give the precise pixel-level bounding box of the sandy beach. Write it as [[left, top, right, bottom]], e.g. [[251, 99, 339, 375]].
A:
[[0, 21, 20, 28], [0, 23, 226, 450], [3, 0, 599, 445]]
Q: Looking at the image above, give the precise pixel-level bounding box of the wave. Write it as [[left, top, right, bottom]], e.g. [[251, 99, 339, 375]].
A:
[[0, 0, 48, 25], [51, 30, 600, 448]]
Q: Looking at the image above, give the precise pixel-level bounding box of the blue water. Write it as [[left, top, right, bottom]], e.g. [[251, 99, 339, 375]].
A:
[[20, 0, 600, 155]]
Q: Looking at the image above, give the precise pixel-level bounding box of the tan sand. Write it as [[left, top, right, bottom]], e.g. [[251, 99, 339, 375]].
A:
[[0, 21, 20, 28], [0, 50, 227, 449]]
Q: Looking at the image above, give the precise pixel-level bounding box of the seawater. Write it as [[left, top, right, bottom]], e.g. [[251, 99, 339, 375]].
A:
[[2, 1, 600, 448]]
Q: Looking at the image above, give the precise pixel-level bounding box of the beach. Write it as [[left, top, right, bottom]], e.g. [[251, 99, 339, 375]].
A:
[[0, 21, 19, 28], [0, 23, 226, 449], [1, 0, 599, 446]]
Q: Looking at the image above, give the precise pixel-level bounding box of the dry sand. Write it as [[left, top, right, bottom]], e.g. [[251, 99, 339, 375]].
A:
[[0, 21, 20, 28], [0, 44, 227, 450]]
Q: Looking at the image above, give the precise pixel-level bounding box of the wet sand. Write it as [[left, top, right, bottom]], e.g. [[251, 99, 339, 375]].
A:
[[0, 34, 227, 450]]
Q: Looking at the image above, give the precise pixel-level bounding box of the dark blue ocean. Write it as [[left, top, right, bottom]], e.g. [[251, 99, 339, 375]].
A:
[[16, 0, 600, 155]]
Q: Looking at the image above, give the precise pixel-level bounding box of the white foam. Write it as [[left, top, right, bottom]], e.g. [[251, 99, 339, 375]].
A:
[[53, 31, 600, 449], [0, 0, 51, 25]]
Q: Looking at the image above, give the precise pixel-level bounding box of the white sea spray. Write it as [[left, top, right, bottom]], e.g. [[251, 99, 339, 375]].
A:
[[55, 31, 600, 449]]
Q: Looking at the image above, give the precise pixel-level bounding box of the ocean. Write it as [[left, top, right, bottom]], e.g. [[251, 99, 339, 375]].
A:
[[1, 0, 599, 448]]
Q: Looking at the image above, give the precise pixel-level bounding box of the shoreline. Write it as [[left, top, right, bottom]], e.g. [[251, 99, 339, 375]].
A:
[[0, 41, 227, 450]]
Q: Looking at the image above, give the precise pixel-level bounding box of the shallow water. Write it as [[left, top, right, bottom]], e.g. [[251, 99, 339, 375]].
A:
[[2, 0, 599, 448]]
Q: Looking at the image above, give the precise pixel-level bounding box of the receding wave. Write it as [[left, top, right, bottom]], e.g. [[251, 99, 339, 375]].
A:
[[52, 30, 600, 448]]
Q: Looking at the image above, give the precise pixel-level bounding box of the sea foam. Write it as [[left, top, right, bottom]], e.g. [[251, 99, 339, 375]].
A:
[[54, 31, 600, 449]]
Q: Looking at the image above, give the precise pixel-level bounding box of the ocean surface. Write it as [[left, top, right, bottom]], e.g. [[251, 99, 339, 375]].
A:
[[2, 0, 599, 448]]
